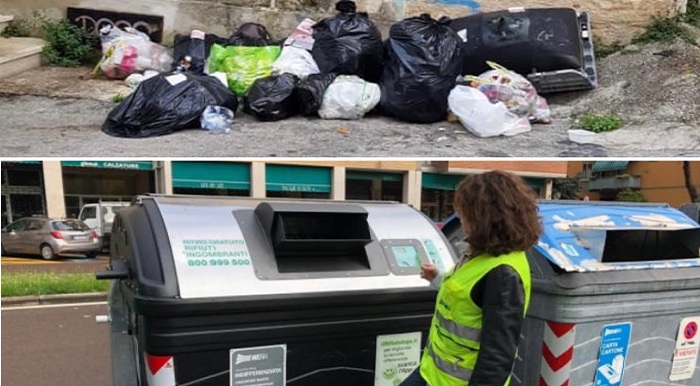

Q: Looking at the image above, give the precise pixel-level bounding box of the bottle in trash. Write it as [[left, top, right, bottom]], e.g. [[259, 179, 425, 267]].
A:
[[201, 105, 235, 133], [181, 30, 206, 74]]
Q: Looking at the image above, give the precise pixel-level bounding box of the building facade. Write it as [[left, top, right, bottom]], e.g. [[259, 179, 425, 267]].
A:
[[1, 160, 565, 228], [568, 161, 700, 207]]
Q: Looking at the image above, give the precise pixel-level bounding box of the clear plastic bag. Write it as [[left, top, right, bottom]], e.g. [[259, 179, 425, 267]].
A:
[[98, 26, 173, 79], [201, 105, 235, 133], [467, 61, 551, 123], [271, 46, 320, 79], [448, 85, 531, 137]]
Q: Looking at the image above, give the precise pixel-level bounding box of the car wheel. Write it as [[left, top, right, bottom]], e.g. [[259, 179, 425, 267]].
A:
[[85, 252, 98, 259], [40, 244, 57, 260]]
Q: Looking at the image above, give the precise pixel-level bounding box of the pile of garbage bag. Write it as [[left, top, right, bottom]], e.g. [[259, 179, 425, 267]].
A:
[[98, 1, 565, 138]]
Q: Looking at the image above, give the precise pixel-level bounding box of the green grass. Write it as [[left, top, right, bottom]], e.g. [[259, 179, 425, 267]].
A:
[[111, 93, 126, 103], [632, 16, 695, 44], [577, 113, 625, 133], [1, 272, 109, 297]]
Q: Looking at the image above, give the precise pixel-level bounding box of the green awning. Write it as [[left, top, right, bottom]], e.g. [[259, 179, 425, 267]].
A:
[[172, 162, 250, 190], [61, 161, 154, 170], [592, 161, 629, 173], [422, 173, 466, 191], [266, 165, 331, 193], [346, 171, 403, 182]]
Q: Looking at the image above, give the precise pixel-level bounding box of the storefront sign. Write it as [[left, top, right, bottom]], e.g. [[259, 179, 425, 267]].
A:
[[61, 161, 154, 170], [375, 332, 422, 386], [230, 345, 286, 386], [670, 316, 700, 381], [594, 322, 632, 386]]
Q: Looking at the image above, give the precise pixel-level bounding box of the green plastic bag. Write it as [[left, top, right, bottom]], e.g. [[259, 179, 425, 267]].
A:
[[208, 44, 281, 96]]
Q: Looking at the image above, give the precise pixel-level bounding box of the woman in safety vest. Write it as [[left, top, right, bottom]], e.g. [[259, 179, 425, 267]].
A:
[[401, 170, 541, 386]]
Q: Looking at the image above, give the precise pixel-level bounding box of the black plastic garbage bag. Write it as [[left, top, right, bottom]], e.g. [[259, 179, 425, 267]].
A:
[[102, 72, 239, 138], [311, 0, 383, 82], [244, 73, 299, 121], [296, 73, 338, 116], [228, 23, 273, 46], [172, 33, 227, 73], [379, 14, 465, 123]]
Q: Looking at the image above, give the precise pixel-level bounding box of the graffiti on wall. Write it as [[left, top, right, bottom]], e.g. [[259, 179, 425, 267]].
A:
[[428, 0, 481, 12]]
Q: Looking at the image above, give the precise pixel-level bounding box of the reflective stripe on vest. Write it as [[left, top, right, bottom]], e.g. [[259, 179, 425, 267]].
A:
[[436, 312, 481, 343], [427, 341, 474, 381]]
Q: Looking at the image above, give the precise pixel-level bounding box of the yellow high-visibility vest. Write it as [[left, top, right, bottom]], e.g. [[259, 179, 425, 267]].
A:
[[419, 251, 531, 386]]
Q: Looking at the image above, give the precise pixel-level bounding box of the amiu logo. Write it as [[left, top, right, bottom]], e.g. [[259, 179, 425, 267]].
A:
[[605, 328, 622, 337], [236, 353, 269, 365]]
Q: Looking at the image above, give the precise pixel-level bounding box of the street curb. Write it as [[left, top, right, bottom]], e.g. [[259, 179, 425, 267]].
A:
[[1, 292, 107, 307]]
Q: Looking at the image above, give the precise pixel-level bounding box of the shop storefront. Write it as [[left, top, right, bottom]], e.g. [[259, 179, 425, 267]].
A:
[[1, 161, 46, 228], [61, 161, 155, 218], [345, 171, 404, 202]]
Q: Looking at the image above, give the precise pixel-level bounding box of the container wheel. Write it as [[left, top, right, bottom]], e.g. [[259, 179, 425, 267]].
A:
[[40, 244, 57, 260]]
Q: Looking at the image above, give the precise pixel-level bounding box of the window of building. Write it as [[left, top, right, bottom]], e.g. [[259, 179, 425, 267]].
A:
[[345, 171, 404, 202]]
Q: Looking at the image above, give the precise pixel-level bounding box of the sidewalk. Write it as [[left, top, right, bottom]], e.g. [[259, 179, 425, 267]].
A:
[[1, 292, 107, 307]]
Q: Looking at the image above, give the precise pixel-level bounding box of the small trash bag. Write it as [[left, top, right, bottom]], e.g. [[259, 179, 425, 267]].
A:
[[311, 0, 384, 82], [469, 62, 551, 123], [272, 46, 320, 79], [447, 85, 531, 137], [201, 105, 235, 133], [296, 73, 338, 116], [244, 73, 300, 121], [228, 23, 272, 46], [379, 14, 465, 123], [98, 25, 173, 79], [102, 72, 239, 138], [207, 44, 282, 96], [318, 75, 380, 120], [172, 31, 227, 73]]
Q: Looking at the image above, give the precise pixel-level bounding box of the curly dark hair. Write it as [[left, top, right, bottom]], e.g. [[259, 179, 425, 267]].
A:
[[453, 170, 541, 257]]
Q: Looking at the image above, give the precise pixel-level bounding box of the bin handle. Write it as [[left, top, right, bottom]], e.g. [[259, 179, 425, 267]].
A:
[[96, 259, 129, 280]]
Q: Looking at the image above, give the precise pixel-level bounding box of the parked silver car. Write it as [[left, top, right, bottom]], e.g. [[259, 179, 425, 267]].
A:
[[1, 217, 101, 260]]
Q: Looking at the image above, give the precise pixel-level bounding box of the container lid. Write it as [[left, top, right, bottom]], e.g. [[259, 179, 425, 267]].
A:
[[536, 202, 700, 272]]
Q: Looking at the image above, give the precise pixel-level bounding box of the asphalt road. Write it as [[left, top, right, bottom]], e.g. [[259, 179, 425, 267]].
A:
[[1, 302, 111, 386], [0, 94, 618, 157]]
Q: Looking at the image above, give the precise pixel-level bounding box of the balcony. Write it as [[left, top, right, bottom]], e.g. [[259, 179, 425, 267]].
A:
[[588, 175, 642, 191]]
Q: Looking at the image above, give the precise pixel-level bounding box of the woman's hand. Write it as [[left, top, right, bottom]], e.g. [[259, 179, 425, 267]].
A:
[[420, 263, 439, 282]]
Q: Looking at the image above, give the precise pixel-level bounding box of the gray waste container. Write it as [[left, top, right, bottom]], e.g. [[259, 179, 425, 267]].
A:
[[97, 195, 457, 386], [442, 200, 700, 386]]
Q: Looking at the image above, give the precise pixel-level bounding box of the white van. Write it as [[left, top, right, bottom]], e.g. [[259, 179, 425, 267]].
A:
[[78, 202, 129, 250]]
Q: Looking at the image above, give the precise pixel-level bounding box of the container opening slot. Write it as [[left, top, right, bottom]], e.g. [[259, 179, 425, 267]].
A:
[[270, 212, 373, 273], [599, 228, 700, 263]]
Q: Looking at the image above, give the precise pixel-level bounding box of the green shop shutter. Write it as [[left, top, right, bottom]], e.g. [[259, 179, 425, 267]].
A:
[[346, 171, 403, 182], [422, 173, 466, 191], [172, 162, 250, 190], [61, 161, 154, 170], [266, 165, 332, 193]]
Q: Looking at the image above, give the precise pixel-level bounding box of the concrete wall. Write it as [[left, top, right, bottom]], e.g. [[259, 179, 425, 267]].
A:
[[0, 0, 686, 45]]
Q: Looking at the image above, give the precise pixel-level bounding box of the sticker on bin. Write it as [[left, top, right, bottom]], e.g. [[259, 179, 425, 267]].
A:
[[230, 344, 286, 386], [535, 203, 700, 272], [670, 316, 700, 381], [375, 332, 422, 386], [594, 322, 632, 386]]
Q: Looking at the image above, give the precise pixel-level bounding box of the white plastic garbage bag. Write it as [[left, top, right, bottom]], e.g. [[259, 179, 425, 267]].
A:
[[271, 46, 320, 79], [318, 75, 380, 120], [98, 25, 173, 79], [448, 85, 531, 137]]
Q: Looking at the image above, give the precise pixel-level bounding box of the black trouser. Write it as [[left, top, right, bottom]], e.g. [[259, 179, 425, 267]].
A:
[[399, 369, 428, 386]]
